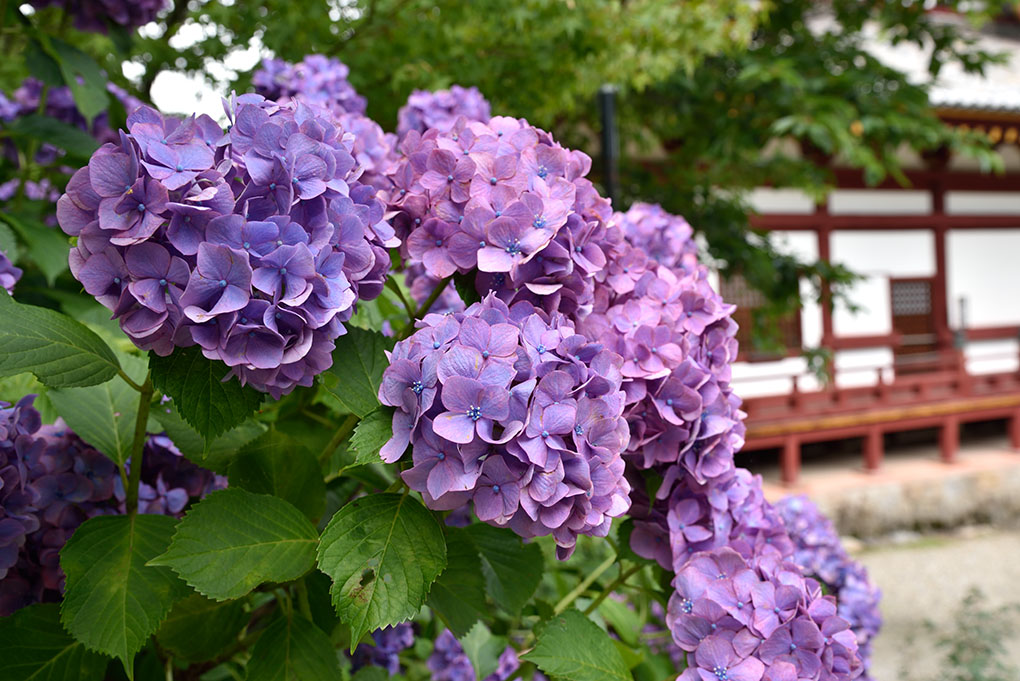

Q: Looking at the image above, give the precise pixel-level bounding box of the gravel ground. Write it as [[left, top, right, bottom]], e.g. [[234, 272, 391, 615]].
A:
[[855, 528, 1020, 680]]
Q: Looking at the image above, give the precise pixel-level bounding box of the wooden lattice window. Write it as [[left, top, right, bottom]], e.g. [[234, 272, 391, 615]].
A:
[[718, 274, 802, 357]]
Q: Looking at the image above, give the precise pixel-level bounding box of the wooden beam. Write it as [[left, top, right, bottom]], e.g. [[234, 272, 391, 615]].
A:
[[751, 214, 1020, 230]]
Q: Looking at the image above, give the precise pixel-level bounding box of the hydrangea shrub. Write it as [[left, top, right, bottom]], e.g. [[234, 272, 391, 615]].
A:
[[0, 50, 876, 681]]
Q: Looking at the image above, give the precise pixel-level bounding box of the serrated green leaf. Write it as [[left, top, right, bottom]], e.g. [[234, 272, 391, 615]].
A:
[[149, 488, 318, 601], [317, 493, 446, 648], [155, 594, 248, 663], [60, 515, 190, 679], [0, 603, 109, 681], [522, 610, 631, 681], [459, 622, 505, 681], [51, 39, 109, 123], [8, 213, 69, 285], [6, 114, 101, 159], [228, 430, 326, 520], [150, 399, 266, 474], [0, 291, 120, 388], [321, 328, 387, 417], [48, 352, 147, 465], [246, 615, 341, 681], [427, 528, 488, 637], [347, 407, 394, 468], [149, 346, 265, 440], [464, 524, 543, 614], [0, 222, 19, 263]]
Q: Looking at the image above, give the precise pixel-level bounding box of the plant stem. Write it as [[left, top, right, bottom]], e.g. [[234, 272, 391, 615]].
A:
[[125, 372, 153, 515], [165, 656, 174, 681], [318, 413, 359, 466], [397, 275, 452, 339], [295, 578, 313, 621], [385, 277, 416, 320], [118, 368, 145, 392], [552, 553, 617, 616], [582, 563, 642, 616]]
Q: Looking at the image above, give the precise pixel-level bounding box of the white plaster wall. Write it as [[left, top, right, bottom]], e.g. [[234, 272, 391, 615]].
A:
[[964, 338, 1020, 375], [834, 348, 894, 388], [828, 190, 932, 215], [833, 275, 891, 337], [748, 188, 816, 214], [945, 192, 1020, 215], [769, 231, 823, 347], [731, 357, 819, 397], [946, 230, 1020, 328]]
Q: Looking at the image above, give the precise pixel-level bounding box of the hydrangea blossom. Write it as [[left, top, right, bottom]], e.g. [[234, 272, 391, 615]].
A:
[[428, 630, 527, 681], [580, 203, 743, 481], [378, 294, 630, 558], [27, 0, 167, 32], [56, 95, 394, 396], [667, 547, 864, 681], [351, 623, 415, 675], [387, 116, 613, 319], [396, 86, 491, 137], [0, 395, 222, 615], [252, 56, 397, 191], [776, 496, 881, 680], [0, 251, 22, 294]]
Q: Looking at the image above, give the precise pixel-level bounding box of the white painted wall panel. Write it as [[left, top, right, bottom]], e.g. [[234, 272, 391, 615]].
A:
[[834, 348, 893, 388], [748, 188, 816, 214], [768, 231, 823, 348], [829, 190, 932, 215], [945, 192, 1020, 216], [964, 338, 1020, 375], [831, 230, 935, 277], [946, 230, 1020, 327], [731, 357, 818, 397], [833, 275, 891, 337]]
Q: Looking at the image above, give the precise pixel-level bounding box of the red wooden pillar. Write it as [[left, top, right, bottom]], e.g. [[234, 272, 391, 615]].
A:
[[781, 437, 801, 486], [940, 415, 959, 464], [863, 428, 883, 472], [1010, 409, 1020, 451]]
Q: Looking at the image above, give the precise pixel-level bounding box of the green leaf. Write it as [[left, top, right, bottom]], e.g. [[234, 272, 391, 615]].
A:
[[452, 271, 479, 306], [149, 346, 265, 440], [246, 615, 341, 681], [60, 515, 190, 679], [155, 594, 248, 663], [0, 603, 109, 681], [427, 528, 488, 637], [6, 114, 101, 159], [317, 493, 447, 648], [347, 407, 394, 468], [24, 37, 63, 87], [459, 622, 505, 681], [149, 488, 318, 601], [0, 291, 121, 388], [321, 328, 387, 417], [522, 610, 631, 681], [351, 668, 392, 681], [464, 524, 543, 615], [48, 352, 147, 465], [228, 429, 326, 520], [0, 220, 20, 262], [599, 597, 642, 647], [151, 399, 266, 474], [51, 39, 109, 123]]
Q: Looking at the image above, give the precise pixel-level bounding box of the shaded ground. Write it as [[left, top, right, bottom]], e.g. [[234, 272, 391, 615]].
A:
[[855, 528, 1020, 680]]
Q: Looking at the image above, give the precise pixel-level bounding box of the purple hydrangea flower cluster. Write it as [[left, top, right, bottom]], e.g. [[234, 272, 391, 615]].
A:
[[775, 497, 881, 680], [27, 0, 166, 32], [667, 547, 864, 681], [252, 56, 397, 192], [580, 203, 743, 482], [396, 86, 492, 137], [388, 115, 613, 320], [0, 251, 22, 294], [56, 96, 394, 396], [628, 468, 794, 574], [0, 395, 222, 615], [378, 294, 630, 558], [428, 630, 524, 681], [351, 623, 415, 675]]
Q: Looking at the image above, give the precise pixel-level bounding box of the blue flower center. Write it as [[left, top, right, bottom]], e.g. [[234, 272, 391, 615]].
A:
[[113, 277, 121, 284], [184, 216, 191, 222], [574, 425, 583, 435], [537, 345, 546, 354], [434, 239, 443, 247], [292, 177, 300, 184], [533, 217, 546, 229], [175, 164, 184, 171], [666, 398, 674, 406], [433, 341, 441, 349], [467, 405, 482, 421], [218, 279, 227, 287], [489, 177, 497, 185], [159, 278, 167, 286], [437, 452, 445, 460], [481, 351, 490, 359], [651, 346, 658, 353], [241, 317, 248, 324], [681, 598, 693, 614], [447, 174, 453, 182], [789, 643, 797, 651], [492, 484, 501, 492], [541, 430, 549, 438], [243, 241, 251, 249], [494, 211, 502, 217], [136, 203, 145, 212], [280, 267, 287, 275], [504, 239, 521, 255], [686, 311, 693, 318], [269, 183, 276, 190], [411, 380, 424, 395], [537, 165, 548, 178], [712, 666, 729, 680], [736, 601, 744, 608]]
